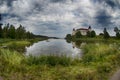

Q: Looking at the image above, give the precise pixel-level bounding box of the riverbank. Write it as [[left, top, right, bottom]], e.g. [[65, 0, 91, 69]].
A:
[[0, 43, 120, 80], [71, 37, 120, 43], [0, 38, 47, 52]]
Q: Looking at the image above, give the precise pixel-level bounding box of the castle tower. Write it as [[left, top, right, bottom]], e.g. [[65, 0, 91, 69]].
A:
[[88, 26, 92, 31], [73, 28, 75, 31]]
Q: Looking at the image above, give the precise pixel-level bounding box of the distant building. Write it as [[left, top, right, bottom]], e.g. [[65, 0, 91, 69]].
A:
[[72, 26, 92, 36]]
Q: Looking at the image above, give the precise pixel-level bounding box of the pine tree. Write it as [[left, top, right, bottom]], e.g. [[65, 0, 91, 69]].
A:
[[0, 14, 2, 38], [0, 25, 2, 38], [103, 28, 110, 39], [8, 25, 16, 39], [2, 24, 9, 38]]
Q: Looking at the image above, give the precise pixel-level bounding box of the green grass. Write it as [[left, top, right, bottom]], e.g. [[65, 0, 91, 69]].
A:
[[0, 42, 120, 80], [0, 38, 45, 52], [72, 37, 120, 43], [25, 55, 73, 66]]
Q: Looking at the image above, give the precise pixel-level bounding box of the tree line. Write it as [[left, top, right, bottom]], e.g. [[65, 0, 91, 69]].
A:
[[66, 27, 120, 40], [0, 23, 34, 39]]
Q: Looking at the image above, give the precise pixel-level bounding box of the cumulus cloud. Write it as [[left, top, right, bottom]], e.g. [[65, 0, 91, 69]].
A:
[[0, 0, 120, 37]]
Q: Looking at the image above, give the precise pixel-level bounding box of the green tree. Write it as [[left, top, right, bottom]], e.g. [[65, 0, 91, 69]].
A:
[[87, 31, 91, 37], [75, 31, 82, 38], [16, 25, 26, 39], [103, 28, 110, 39], [91, 30, 96, 38], [114, 27, 120, 39], [8, 25, 16, 39], [2, 24, 9, 38], [0, 14, 2, 38], [66, 34, 72, 40], [0, 25, 2, 38], [1, 23, 35, 39], [26, 31, 34, 39], [114, 27, 119, 33], [116, 32, 120, 39]]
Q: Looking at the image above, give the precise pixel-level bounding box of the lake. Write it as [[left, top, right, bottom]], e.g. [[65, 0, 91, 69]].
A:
[[25, 39, 83, 58]]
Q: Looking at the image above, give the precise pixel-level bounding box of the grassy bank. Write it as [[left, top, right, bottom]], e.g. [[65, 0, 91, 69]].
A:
[[69, 36, 120, 44], [0, 43, 120, 80], [0, 38, 46, 52]]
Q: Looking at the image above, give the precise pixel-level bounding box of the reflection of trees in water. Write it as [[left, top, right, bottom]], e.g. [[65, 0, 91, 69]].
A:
[[72, 40, 87, 49], [66, 39, 71, 43]]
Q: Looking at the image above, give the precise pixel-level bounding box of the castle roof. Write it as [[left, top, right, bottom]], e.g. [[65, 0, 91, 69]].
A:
[[76, 28, 89, 31]]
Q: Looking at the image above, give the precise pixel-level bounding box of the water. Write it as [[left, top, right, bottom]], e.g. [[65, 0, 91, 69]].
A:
[[26, 39, 83, 58]]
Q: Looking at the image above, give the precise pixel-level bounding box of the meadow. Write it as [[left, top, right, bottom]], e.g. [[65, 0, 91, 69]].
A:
[[0, 39, 120, 80]]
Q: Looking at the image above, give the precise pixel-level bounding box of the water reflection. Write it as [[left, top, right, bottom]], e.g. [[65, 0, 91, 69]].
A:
[[72, 41, 86, 49], [26, 39, 83, 58]]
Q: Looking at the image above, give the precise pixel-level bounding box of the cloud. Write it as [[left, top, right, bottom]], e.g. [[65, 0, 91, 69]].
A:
[[1, 0, 120, 37], [50, 0, 66, 3], [95, 10, 112, 27]]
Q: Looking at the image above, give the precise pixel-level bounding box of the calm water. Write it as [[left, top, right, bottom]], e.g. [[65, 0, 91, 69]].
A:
[[26, 39, 83, 58]]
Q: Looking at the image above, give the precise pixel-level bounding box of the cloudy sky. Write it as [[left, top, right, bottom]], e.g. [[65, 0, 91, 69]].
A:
[[0, 0, 120, 37]]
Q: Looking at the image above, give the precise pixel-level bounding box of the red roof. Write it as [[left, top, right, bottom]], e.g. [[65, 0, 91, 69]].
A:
[[77, 28, 88, 31]]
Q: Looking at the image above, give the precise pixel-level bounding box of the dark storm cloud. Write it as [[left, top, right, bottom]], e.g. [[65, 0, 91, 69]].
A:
[[95, 10, 112, 27], [0, 0, 16, 6], [92, 0, 120, 8], [105, 0, 116, 8]]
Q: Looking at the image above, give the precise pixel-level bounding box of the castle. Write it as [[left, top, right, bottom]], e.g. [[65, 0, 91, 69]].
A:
[[72, 26, 92, 36]]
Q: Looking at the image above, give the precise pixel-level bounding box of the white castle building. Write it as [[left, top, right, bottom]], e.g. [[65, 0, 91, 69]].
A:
[[72, 26, 92, 36]]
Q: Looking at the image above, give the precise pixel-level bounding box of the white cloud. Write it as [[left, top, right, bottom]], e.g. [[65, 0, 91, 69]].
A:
[[1, 0, 120, 37], [0, 2, 9, 13]]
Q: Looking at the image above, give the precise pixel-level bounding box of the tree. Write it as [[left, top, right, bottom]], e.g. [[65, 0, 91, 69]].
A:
[[0, 14, 2, 38], [8, 25, 16, 39], [66, 34, 72, 40], [26, 31, 34, 39], [75, 31, 82, 38], [116, 32, 120, 39], [16, 25, 26, 39], [2, 24, 9, 38], [114, 27, 119, 33], [103, 28, 110, 39], [114, 27, 120, 39], [91, 30, 96, 38], [0, 23, 35, 39], [0, 25, 2, 38], [87, 31, 91, 37]]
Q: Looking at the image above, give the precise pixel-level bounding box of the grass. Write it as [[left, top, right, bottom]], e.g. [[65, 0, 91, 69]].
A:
[[0, 40, 120, 79], [0, 38, 45, 52], [72, 37, 120, 44], [81, 43, 120, 79]]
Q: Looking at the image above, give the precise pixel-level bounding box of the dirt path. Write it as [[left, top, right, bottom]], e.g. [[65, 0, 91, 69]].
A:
[[110, 70, 120, 80]]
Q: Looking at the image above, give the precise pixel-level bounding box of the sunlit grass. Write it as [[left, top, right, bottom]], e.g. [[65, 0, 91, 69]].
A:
[[0, 49, 24, 65]]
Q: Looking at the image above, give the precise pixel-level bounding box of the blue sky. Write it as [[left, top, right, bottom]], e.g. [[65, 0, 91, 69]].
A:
[[0, 0, 120, 37]]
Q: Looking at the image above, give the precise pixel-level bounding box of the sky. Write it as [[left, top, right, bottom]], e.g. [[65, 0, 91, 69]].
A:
[[0, 0, 120, 37]]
